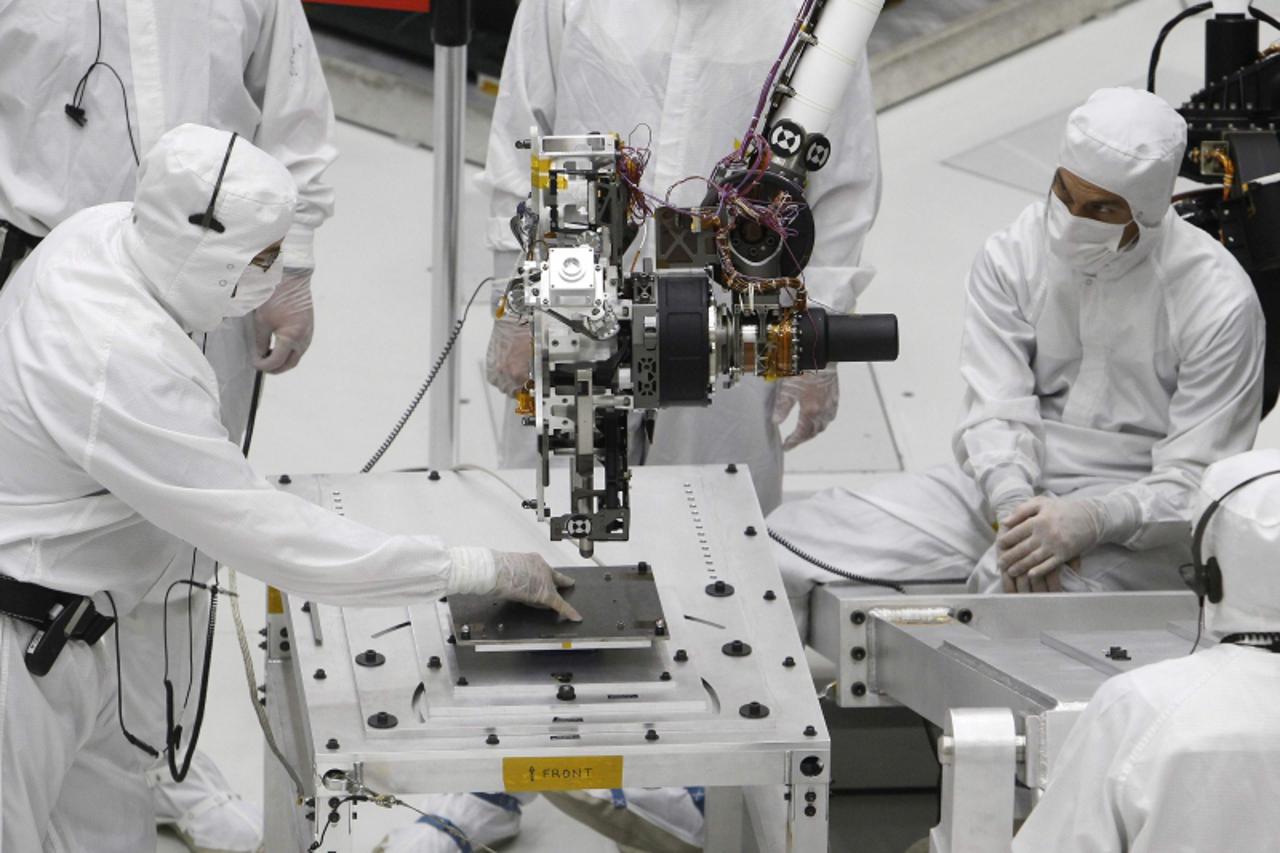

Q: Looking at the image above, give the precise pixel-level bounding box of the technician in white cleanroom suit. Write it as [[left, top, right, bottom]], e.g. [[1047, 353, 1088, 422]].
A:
[[0, 3, 337, 849], [770, 87, 1265, 640], [1014, 448, 1280, 852], [0, 125, 579, 853], [480, 0, 882, 515]]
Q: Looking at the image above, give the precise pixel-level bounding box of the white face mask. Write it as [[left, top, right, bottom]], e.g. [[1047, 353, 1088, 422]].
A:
[[225, 262, 282, 318], [1044, 192, 1134, 275]]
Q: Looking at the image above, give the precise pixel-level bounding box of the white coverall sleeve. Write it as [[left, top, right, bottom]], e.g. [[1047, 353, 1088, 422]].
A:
[[477, 0, 564, 285], [28, 339, 494, 608], [1091, 290, 1264, 549], [800, 56, 881, 314], [952, 239, 1044, 512], [244, 0, 338, 270], [1011, 677, 1145, 852]]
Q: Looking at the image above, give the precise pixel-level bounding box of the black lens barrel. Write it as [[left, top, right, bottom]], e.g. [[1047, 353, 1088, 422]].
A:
[[798, 308, 898, 368]]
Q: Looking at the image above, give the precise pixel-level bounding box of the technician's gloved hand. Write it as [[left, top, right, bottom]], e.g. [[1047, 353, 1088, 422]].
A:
[[485, 314, 533, 395], [254, 267, 314, 373], [493, 551, 582, 622], [772, 368, 839, 451], [997, 497, 1104, 593]]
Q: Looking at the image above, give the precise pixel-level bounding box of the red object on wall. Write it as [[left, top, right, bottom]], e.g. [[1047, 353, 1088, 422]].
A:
[[305, 0, 430, 11]]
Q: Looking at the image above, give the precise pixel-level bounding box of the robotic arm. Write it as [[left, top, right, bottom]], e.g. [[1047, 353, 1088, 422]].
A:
[[503, 0, 895, 556]]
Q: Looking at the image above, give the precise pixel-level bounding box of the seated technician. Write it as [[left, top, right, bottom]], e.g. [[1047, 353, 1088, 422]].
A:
[[769, 87, 1265, 639], [1014, 447, 1280, 852], [0, 125, 577, 852]]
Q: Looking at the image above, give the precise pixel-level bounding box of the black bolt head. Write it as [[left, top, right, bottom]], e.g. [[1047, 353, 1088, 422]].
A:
[[645, 728, 659, 741], [557, 684, 577, 701], [723, 639, 752, 657], [329, 812, 340, 824], [706, 580, 735, 597], [280, 627, 289, 638], [804, 791, 818, 802], [427, 656, 442, 670], [800, 755, 824, 777], [804, 725, 817, 737], [300, 601, 312, 613], [368, 711, 399, 729], [277, 474, 292, 485], [257, 641, 266, 650], [852, 682, 867, 697], [674, 649, 689, 662], [957, 608, 973, 624], [659, 671, 671, 681], [744, 525, 758, 537], [428, 470, 442, 481], [763, 589, 777, 601], [486, 734, 500, 745], [739, 701, 770, 719], [783, 656, 796, 667], [313, 668, 327, 680], [326, 738, 339, 750], [356, 649, 385, 667], [804, 805, 817, 818], [725, 463, 738, 473], [851, 610, 866, 625], [456, 676, 469, 686], [851, 647, 867, 662], [280, 640, 290, 651], [637, 561, 651, 573]]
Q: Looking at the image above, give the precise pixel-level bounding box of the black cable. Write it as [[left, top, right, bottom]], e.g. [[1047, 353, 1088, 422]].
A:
[[1252, 5, 1280, 32], [1191, 597, 1206, 654], [767, 527, 971, 592], [362, 276, 493, 473], [166, 577, 218, 783], [1148, 2, 1214, 93], [67, 0, 140, 165], [103, 591, 161, 758]]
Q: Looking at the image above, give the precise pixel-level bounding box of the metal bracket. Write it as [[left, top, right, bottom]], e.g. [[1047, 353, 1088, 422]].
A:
[[930, 707, 1019, 853]]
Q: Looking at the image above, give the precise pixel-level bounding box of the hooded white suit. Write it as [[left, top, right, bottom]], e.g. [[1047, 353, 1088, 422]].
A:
[[769, 88, 1264, 639], [1014, 448, 1280, 852], [0, 126, 492, 851]]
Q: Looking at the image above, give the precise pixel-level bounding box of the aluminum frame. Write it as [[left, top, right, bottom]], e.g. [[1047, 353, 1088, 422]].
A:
[[263, 466, 831, 852]]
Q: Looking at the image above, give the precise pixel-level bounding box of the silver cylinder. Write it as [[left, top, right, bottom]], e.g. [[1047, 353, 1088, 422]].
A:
[[426, 44, 467, 472]]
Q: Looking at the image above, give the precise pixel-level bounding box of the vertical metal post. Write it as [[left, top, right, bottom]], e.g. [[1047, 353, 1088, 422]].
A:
[[426, 0, 471, 472]]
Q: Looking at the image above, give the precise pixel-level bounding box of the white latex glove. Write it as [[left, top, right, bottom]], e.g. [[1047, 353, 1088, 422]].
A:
[[485, 314, 533, 395], [253, 267, 314, 373], [493, 551, 582, 622], [772, 368, 839, 451], [996, 497, 1104, 593]]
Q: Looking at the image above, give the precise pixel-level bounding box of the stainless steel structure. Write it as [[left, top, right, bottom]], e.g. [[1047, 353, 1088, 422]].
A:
[[810, 583, 1201, 851], [424, 39, 467, 473], [262, 466, 831, 852]]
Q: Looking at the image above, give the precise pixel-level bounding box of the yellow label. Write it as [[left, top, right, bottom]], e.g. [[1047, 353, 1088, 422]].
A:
[[266, 586, 284, 615], [503, 755, 623, 791]]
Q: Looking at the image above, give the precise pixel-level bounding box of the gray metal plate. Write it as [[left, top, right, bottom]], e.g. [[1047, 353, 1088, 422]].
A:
[[447, 564, 665, 651]]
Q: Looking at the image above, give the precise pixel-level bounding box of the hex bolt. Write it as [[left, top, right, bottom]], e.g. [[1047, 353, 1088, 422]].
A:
[[851, 682, 867, 697], [486, 734, 500, 745], [329, 797, 341, 809], [723, 639, 752, 657], [659, 671, 671, 681], [329, 812, 340, 824], [957, 608, 973, 624], [763, 589, 777, 601], [325, 738, 339, 751], [368, 711, 398, 729], [313, 668, 327, 680], [674, 649, 689, 662], [851, 610, 866, 625], [804, 725, 817, 737], [557, 684, 577, 701], [427, 656, 442, 670], [306, 811, 315, 822], [460, 624, 472, 641], [355, 649, 385, 667], [804, 791, 818, 802], [637, 561, 651, 574], [804, 805, 817, 818], [279, 627, 289, 638], [456, 677, 469, 686], [800, 755, 824, 777], [851, 647, 867, 662], [279, 641, 290, 652], [654, 619, 667, 637], [706, 580, 734, 597], [277, 474, 292, 485], [645, 729, 660, 742], [744, 526, 758, 537], [257, 641, 266, 651], [783, 656, 796, 668], [258, 627, 268, 637], [725, 463, 738, 474], [739, 701, 770, 719]]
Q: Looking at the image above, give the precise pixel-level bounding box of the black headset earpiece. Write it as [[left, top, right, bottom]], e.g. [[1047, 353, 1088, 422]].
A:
[[1189, 469, 1280, 604], [186, 132, 238, 234]]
